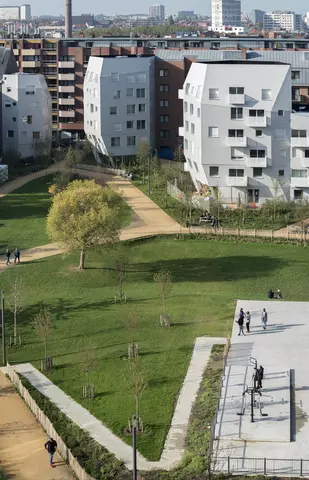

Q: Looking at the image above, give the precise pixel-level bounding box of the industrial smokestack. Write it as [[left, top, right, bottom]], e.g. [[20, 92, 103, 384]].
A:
[[65, 0, 72, 38]]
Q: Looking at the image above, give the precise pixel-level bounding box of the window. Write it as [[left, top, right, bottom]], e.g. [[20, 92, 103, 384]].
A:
[[185, 83, 190, 94], [13, 102, 16, 106], [228, 129, 243, 137], [12, 117, 16, 122], [127, 121, 134, 129], [136, 88, 146, 98], [127, 105, 136, 115], [160, 100, 169, 107], [7, 130, 14, 138], [111, 137, 120, 147], [210, 166, 219, 176], [23, 115, 32, 124], [280, 149, 287, 157], [191, 123, 195, 134], [110, 106, 118, 115], [7, 87, 11, 92], [138, 104, 145, 112], [114, 90, 121, 99], [185, 120, 189, 132], [261, 89, 272, 100], [25, 90, 35, 95], [256, 130, 263, 137], [4, 102, 11, 107], [32, 131, 40, 139], [279, 170, 285, 176], [193, 162, 199, 172], [160, 115, 169, 123], [229, 169, 244, 177], [126, 88, 134, 97], [114, 123, 122, 131], [209, 88, 219, 100], [184, 139, 188, 149], [137, 120, 146, 130], [137, 73, 146, 82], [126, 74, 134, 83], [278, 110, 284, 116], [208, 126, 219, 138], [292, 170, 307, 178], [250, 150, 266, 158], [197, 108, 200, 118], [305, 150, 309, 158], [253, 168, 263, 178], [229, 87, 244, 94], [160, 84, 169, 92], [292, 129, 307, 137], [184, 101, 188, 112], [160, 130, 169, 138], [231, 148, 244, 160], [127, 136, 136, 146], [294, 190, 303, 200], [231, 107, 243, 119], [249, 109, 264, 117], [159, 69, 169, 77], [190, 104, 194, 115], [292, 71, 300, 80], [111, 73, 119, 81]]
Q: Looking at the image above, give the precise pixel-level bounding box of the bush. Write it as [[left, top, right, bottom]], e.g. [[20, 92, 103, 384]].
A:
[[18, 374, 128, 480]]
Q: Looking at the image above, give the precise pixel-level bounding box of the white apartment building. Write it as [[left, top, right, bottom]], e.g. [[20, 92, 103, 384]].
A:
[[84, 56, 155, 167], [179, 61, 294, 204], [149, 4, 165, 21], [2, 73, 52, 158], [263, 11, 303, 32], [0, 6, 20, 20], [211, 0, 241, 30], [20, 4, 31, 21]]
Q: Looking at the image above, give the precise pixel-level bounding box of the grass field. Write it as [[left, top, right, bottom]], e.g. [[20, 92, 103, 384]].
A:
[[2, 236, 309, 460]]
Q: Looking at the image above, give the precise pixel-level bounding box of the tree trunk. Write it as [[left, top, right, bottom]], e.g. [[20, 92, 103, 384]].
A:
[[79, 250, 85, 270], [135, 396, 139, 420], [163, 296, 166, 316], [44, 339, 47, 360], [14, 312, 17, 346]]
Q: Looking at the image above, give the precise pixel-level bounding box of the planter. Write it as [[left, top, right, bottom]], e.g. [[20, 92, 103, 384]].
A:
[[160, 314, 171, 327]]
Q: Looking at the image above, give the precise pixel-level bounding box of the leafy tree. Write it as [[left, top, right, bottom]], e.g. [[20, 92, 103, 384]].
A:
[[135, 140, 150, 183], [33, 305, 53, 360], [47, 180, 123, 269], [65, 145, 79, 170], [153, 270, 173, 316], [7, 273, 26, 346], [212, 185, 223, 223], [2, 148, 21, 174]]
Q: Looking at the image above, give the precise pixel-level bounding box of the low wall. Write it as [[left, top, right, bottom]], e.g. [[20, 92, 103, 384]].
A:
[[7, 364, 95, 480]]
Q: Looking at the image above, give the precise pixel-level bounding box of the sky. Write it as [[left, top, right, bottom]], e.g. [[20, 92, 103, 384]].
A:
[[9, 0, 309, 18]]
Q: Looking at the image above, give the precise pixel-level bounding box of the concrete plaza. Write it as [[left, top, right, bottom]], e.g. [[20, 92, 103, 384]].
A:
[[214, 300, 309, 475]]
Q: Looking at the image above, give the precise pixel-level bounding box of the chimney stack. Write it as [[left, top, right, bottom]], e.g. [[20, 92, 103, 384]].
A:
[[65, 0, 72, 38]]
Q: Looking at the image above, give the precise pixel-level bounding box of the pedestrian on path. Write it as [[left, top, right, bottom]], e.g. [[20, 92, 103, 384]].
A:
[[261, 308, 268, 330], [14, 248, 20, 264], [237, 310, 245, 336], [44, 437, 57, 467], [245, 311, 251, 333], [5, 248, 11, 265]]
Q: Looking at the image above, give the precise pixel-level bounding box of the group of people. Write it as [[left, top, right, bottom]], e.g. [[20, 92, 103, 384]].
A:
[[236, 307, 268, 335], [5, 248, 20, 265], [268, 289, 282, 299], [199, 211, 219, 229]]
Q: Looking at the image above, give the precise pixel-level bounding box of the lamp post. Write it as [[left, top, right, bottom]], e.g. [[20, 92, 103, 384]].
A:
[[132, 415, 137, 480], [147, 153, 151, 196], [1, 290, 6, 366]]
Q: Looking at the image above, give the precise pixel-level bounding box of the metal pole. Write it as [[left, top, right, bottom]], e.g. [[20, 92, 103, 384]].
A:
[[132, 415, 137, 480], [1, 290, 6, 366], [147, 154, 150, 196], [251, 389, 254, 423]]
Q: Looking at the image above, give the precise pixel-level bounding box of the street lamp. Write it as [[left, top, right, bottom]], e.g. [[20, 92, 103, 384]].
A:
[[1, 290, 6, 366], [132, 415, 137, 480]]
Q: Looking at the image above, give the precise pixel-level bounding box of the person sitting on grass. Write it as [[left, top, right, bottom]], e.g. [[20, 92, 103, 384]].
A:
[[267, 289, 274, 299]]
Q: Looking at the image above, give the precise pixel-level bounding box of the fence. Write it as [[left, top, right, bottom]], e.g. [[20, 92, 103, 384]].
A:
[[7, 364, 95, 480], [213, 456, 309, 477]]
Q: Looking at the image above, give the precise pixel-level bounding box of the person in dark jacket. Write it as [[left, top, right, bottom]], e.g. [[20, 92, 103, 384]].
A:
[[44, 437, 57, 467], [14, 248, 20, 264], [237, 311, 245, 336], [5, 249, 11, 265]]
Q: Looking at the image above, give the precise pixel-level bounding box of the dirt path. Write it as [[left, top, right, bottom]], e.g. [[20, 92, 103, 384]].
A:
[[0, 372, 74, 479]]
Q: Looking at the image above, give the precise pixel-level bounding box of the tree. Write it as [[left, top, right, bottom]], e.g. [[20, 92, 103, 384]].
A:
[[2, 148, 21, 174], [33, 305, 53, 360], [79, 337, 98, 387], [182, 182, 196, 224], [135, 140, 150, 183], [115, 255, 128, 302], [47, 180, 123, 269], [153, 270, 173, 317], [271, 178, 285, 222], [7, 273, 26, 346], [127, 356, 147, 427], [65, 145, 79, 170], [212, 185, 223, 223]]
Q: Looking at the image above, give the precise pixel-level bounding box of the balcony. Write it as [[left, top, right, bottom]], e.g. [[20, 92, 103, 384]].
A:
[[59, 98, 75, 105], [58, 86, 75, 93], [59, 73, 75, 81], [22, 49, 41, 55], [58, 61, 74, 68], [22, 61, 41, 67], [13, 49, 19, 55], [302, 157, 309, 168], [226, 136, 247, 147], [227, 175, 248, 187], [246, 157, 269, 168], [178, 126, 184, 136], [291, 137, 309, 147], [229, 94, 245, 104], [59, 110, 75, 118], [291, 177, 309, 187], [178, 89, 184, 99], [246, 116, 267, 127]]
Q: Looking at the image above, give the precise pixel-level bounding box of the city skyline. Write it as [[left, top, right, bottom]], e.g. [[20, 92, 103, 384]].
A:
[[3, 0, 309, 18]]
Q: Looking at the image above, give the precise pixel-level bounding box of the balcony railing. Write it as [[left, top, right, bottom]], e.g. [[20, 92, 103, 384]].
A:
[[291, 177, 309, 187], [246, 116, 267, 127], [227, 175, 248, 187], [58, 86, 75, 93], [59, 110, 75, 118], [303, 157, 309, 167], [291, 137, 309, 147], [246, 156, 269, 168], [226, 136, 247, 147], [59, 73, 75, 81], [58, 61, 75, 68], [229, 94, 245, 104], [59, 98, 75, 105]]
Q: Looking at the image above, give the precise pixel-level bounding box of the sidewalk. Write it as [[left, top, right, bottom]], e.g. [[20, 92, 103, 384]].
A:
[[0, 372, 74, 479]]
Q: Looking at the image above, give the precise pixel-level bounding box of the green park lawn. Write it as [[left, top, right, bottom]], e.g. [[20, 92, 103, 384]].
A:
[[2, 237, 309, 460]]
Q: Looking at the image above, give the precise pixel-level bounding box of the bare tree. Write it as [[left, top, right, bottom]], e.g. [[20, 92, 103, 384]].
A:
[[79, 337, 98, 387], [271, 178, 285, 222], [127, 356, 147, 430], [153, 270, 173, 317], [115, 256, 128, 302], [7, 273, 26, 346], [123, 309, 140, 358], [212, 185, 223, 223], [33, 305, 53, 360]]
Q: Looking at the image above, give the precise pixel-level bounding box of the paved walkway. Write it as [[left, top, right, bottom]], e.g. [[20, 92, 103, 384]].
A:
[[0, 371, 74, 479], [13, 336, 226, 471]]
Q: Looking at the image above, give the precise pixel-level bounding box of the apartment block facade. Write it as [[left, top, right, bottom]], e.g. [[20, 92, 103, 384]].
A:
[[84, 56, 155, 166], [263, 11, 303, 32], [181, 61, 309, 203], [211, 0, 242, 29]]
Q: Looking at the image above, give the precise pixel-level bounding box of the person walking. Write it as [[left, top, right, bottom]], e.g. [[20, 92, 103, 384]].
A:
[[261, 308, 268, 330], [5, 249, 11, 265], [237, 310, 245, 336], [14, 248, 20, 264], [44, 437, 57, 467], [245, 311, 251, 333]]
